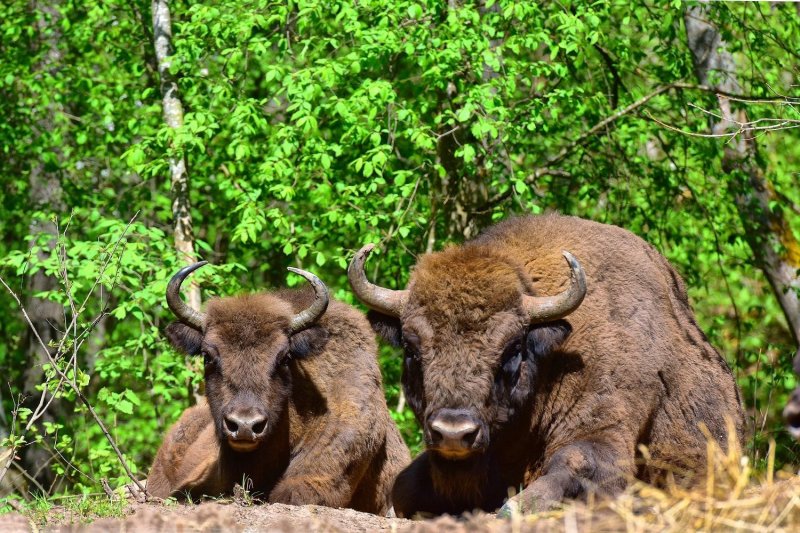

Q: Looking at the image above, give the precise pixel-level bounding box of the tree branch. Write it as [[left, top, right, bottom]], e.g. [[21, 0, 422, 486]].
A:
[[684, 6, 800, 350], [543, 82, 797, 171], [0, 216, 147, 497]]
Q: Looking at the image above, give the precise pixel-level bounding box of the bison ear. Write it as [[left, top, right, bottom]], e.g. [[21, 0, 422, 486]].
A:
[[526, 320, 572, 360], [165, 322, 204, 355], [289, 326, 330, 359], [367, 310, 403, 347]]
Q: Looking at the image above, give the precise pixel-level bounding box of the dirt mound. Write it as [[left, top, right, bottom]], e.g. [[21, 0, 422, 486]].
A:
[[51, 502, 410, 533], [4, 448, 800, 533], [0, 512, 34, 533], [3, 501, 513, 533]]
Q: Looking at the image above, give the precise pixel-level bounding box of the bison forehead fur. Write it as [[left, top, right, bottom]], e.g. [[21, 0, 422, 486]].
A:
[[410, 248, 534, 327], [376, 214, 745, 517], [204, 293, 295, 350], [148, 287, 410, 514]]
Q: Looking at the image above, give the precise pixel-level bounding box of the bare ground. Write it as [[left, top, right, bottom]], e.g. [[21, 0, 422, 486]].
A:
[[3, 446, 800, 533], [2, 474, 800, 533]]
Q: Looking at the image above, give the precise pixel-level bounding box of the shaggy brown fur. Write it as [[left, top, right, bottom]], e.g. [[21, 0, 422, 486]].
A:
[[365, 214, 744, 517], [147, 289, 410, 514]]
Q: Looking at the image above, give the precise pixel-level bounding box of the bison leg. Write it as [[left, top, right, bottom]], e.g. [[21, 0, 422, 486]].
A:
[[268, 416, 376, 510], [269, 465, 364, 509], [391, 452, 450, 518], [147, 400, 223, 499], [498, 440, 628, 517]]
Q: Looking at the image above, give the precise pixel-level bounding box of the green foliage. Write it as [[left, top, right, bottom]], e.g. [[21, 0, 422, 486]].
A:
[[0, 0, 799, 498], [0, 493, 127, 525]]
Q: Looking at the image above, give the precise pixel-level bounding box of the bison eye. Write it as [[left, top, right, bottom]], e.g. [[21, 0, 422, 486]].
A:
[[404, 348, 419, 365], [402, 332, 421, 363], [499, 337, 524, 384], [278, 347, 292, 367], [201, 349, 219, 371]]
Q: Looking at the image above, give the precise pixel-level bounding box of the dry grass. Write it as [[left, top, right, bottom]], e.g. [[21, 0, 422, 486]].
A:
[[498, 429, 800, 533]]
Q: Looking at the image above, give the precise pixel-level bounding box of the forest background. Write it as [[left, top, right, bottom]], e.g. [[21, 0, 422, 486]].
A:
[[1, 0, 799, 507]]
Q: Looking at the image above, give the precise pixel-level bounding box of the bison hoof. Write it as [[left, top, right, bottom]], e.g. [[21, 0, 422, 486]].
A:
[[270, 480, 323, 506], [497, 499, 520, 519], [498, 488, 560, 518], [498, 497, 549, 518]]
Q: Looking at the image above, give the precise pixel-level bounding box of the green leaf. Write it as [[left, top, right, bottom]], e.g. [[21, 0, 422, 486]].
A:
[[462, 144, 476, 163], [117, 400, 134, 415], [124, 389, 141, 406]]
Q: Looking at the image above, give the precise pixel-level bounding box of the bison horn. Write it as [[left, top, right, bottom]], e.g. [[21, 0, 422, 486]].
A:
[[522, 251, 587, 323], [166, 261, 208, 331], [287, 267, 329, 333], [347, 244, 408, 317]]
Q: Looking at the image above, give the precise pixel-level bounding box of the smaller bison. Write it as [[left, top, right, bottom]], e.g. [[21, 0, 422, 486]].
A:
[[147, 262, 410, 514]]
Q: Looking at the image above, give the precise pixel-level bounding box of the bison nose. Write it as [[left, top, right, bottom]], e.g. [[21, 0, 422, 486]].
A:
[[428, 409, 481, 455], [223, 410, 268, 441]]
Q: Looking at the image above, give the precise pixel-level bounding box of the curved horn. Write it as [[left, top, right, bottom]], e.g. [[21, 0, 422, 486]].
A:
[[166, 261, 208, 330], [287, 267, 330, 333], [522, 251, 586, 323], [347, 244, 408, 317]]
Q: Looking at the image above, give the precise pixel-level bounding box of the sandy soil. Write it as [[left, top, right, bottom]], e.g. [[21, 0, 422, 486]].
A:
[[2, 474, 800, 532], [0, 501, 518, 533]]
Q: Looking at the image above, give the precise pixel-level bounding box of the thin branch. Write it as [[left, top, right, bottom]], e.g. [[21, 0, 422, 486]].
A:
[[543, 82, 798, 170], [644, 110, 800, 140], [0, 278, 146, 496], [12, 458, 48, 496], [0, 214, 147, 497]]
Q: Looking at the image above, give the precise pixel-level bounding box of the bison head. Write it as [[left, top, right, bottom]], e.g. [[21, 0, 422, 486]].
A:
[[348, 244, 585, 461], [165, 262, 329, 452]]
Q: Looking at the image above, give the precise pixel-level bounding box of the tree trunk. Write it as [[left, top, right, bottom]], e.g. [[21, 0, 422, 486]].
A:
[[151, 0, 201, 312], [152, 0, 203, 403], [684, 6, 800, 353], [20, 0, 69, 493], [435, 0, 502, 242]]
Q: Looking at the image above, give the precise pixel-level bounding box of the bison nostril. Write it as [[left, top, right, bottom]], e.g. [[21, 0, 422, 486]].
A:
[[429, 413, 481, 450], [252, 419, 267, 435], [224, 416, 239, 435], [461, 426, 479, 446]]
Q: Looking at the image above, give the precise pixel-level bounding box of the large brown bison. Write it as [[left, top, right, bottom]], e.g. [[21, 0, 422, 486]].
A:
[[147, 262, 410, 514], [349, 214, 744, 517]]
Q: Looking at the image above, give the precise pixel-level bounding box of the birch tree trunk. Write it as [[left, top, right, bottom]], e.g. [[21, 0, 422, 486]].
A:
[[152, 0, 201, 312], [684, 6, 800, 352]]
